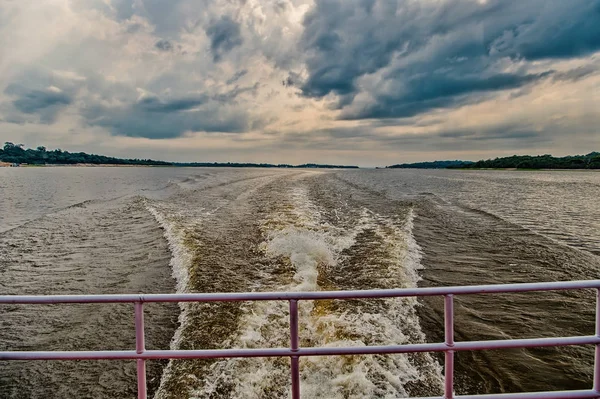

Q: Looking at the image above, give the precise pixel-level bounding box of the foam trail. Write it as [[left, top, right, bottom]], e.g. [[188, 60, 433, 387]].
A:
[[145, 203, 193, 292], [190, 187, 443, 398], [189, 186, 354, 398], [145, 201, 208, 398]]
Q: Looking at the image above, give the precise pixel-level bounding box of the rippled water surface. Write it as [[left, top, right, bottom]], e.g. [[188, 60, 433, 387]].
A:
[[1, 167, 598, 398], [346, 169, 600, 255], [0, 167, 199, 233]]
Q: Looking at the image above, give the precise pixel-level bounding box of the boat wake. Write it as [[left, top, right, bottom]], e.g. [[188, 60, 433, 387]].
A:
[[146, 172, 442, 398]]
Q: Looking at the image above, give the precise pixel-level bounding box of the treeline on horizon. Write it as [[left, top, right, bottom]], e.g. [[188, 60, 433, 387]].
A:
[[0, 143, 358, 169], [388, 152, 600, 170], [387, 160, 472, 169]]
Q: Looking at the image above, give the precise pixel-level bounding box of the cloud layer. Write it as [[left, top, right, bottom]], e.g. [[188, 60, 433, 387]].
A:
[[0, 0, 598, 165], [300, 0, 600, 119]]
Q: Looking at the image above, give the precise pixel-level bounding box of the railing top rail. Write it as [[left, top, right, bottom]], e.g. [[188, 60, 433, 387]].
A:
[[1, 279, 599, 304]]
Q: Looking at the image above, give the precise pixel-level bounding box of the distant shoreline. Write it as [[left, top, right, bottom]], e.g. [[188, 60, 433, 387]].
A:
[[2, 163, 359, 169], [387, 152, 599, 170], [453, 167, 600, 171], [1, 163, 157, 168], [1, 144, 359, 169]]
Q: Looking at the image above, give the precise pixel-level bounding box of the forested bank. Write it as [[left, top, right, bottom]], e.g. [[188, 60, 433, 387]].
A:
[[0, 143, 358, 168]]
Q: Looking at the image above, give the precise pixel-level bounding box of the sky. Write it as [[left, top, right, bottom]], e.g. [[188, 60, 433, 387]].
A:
[[0, 0, 599, 167]]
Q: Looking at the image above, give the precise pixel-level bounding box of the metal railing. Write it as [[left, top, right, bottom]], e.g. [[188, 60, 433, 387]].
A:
[[2, 280, 600, 399]]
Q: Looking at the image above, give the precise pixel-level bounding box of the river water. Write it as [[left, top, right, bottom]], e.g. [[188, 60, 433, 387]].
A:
[[0, 167, 599, 398]]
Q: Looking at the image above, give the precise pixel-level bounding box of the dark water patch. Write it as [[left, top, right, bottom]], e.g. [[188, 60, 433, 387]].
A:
[[0, 198, 178, 399], [336, 169, 600, 256], [412, 198, 599, 394], [320, 170, 600, 394]]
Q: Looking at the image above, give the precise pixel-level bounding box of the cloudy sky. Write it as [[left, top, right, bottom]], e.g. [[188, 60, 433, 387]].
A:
[[1, 0, 599, 166]]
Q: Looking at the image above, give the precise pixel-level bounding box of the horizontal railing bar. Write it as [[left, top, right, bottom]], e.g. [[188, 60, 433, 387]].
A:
[[456, 389, 600, 399], [420, 390, 600, 399], [0, 348, 290, 360], [2, 335, 599, 360], [1, 280, 599, 304]]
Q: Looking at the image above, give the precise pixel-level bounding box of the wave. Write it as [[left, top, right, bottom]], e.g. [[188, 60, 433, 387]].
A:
[[145, 201, 199, 398], [0, 197, 122, 235], [144, 175, 442, 398]]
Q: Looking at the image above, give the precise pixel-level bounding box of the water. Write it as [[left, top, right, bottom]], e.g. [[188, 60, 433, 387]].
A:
[[343, 169, 600, 255], [1, 167, 599, 398], [0, 167, 200, 233], [338, 169, 600, 393]]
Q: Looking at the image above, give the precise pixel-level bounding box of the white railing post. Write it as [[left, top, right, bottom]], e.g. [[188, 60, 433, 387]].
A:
[[135, 302, 147, 399], [445, 294, 455, 399], [289, 299, 300, 399], [594, 289, 600, 394]]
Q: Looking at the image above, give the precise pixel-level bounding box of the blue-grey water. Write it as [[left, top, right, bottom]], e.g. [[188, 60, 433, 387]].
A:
[[348, 169, 600, 255], [1, 167, 599, 398]]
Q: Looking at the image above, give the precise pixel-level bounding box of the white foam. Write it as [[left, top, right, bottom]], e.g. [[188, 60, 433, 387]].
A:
[[144, 201, 206, 399], [190, 187, 443, 398], [145, 203, 192, 292]]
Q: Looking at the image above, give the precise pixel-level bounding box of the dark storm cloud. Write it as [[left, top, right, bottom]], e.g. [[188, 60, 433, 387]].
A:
[[205, 16, 243, 62], [552, 65, 599, 82], [0, 61, 260, 139], [11, 89, 71, 113], [213, 83, 260, 103], [226, 69, 248, 85], [82, 92, 252, 139], [345, 71, 553, 119], [135, 95, 208, 112], [4, 84, 73, 123], [299, 0, 600, 119], [84, 103, 248, 139], [155, 39, 174, 51]]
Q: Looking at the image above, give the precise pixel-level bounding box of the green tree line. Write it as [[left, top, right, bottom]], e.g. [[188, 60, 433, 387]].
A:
[[0, 142, 171, 165], [387, 160, 473, 169], [0, 143, 359, 168], [451, 153, 600, 169]]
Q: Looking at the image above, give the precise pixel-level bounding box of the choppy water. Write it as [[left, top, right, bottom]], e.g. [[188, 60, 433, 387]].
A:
[[1, 167, 599, 398]]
